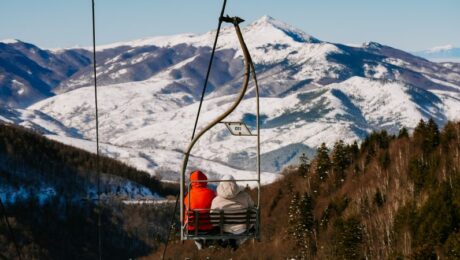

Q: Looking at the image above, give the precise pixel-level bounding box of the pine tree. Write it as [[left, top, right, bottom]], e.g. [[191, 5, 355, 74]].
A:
[[425, 118, 440, 151], [332, 140, 349, 185], [444, 232, 460, 258], [315, 143, 331, 181], [288, 192, 301, 240], [347, 141, 360, 162], [299, 153, 310, 178], [440, 121, 457, 150], [298, 193, 316, 257], [413, 119, 428, 154], [398, 127, 409, 139], [413, 119, 427, 140], [334, 216, 364, 259], [413, 118, 442, 155], [288, 192, 316, 258]]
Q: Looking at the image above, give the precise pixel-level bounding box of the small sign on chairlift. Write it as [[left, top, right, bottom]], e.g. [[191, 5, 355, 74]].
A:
[[222, 122, 254, 136]]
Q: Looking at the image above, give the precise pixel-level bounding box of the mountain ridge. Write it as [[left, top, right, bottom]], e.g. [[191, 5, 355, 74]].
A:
[[1, 16, 460, 183]]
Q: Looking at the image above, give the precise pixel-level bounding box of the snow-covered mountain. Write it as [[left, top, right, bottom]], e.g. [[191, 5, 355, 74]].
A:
[[413, 44, 460, 62], [0, 39, 91, 107], [2, 16, 460, 184]]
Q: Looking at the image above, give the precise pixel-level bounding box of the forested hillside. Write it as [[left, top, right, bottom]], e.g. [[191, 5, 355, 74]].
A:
[[2, 120, 460, 259], [0, 123, 177, 259], [156, 119, 460, 259]]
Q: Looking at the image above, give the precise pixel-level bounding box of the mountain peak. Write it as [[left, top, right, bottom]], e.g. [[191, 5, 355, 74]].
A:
[[248, 15, 284, 28], [247, 15, 320, 44], [362, 41, 383, 49], [254, 15, 276, 24]]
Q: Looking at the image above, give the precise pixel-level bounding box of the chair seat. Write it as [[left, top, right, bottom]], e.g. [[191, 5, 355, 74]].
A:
[[185, 207, 259, 240]]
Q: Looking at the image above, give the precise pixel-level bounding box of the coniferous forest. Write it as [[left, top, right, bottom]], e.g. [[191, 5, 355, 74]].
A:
[[156, 120, 460, 259]]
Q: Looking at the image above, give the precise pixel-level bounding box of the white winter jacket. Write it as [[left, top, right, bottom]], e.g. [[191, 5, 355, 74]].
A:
[[211, 175, 255, 234]]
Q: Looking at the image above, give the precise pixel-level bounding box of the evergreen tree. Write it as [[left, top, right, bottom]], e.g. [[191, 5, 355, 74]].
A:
[[334, 216, 363, 259], [408, 158, 429, 192], [426, 118, 440, 150], [346, 141, 360, 162], [440, 121, 457, 150], [298, 152, 310, 178], [413, 118, 440, 154], [315, 143, 331, 181], [332, 140, 349, 185], [288, 193, 316, 258], [288, 192, 301, 239], [413, 119, 427, 141], [444, 232, 460, 259], [379, 150, 391, 170], [398, 127, 409, 139]]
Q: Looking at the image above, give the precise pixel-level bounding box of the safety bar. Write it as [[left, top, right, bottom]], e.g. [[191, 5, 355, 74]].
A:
[[186, 180, 260, 208]]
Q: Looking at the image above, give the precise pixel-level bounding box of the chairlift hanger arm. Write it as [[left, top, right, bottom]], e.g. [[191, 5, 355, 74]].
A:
[[181, 20, 251, 174], [180, 17, 253, 240]]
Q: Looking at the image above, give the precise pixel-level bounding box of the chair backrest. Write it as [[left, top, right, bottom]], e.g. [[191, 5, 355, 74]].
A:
[[186, 207, 259, 237]]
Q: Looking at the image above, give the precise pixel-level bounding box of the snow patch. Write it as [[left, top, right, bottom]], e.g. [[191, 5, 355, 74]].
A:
[[0, 38, 20, 44], [427, 44, 454, 53]]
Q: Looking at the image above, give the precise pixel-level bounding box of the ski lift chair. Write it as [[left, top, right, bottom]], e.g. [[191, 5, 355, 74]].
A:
[[179, 15, 262, 243]]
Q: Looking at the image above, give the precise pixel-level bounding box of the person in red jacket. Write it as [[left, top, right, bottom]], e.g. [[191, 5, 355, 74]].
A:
[[184, 170, 216, 249]]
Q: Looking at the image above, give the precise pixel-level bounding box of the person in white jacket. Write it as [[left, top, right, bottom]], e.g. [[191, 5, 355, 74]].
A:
[[211, 175, 255, 236]]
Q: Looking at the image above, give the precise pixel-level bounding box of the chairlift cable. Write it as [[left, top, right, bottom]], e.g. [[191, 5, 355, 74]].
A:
[[91, 0, 102, 259], [229, 61, 305, 90], [252, 62, 304, 84], [160, 195, 179, 260], [190, 0, 228, 141]]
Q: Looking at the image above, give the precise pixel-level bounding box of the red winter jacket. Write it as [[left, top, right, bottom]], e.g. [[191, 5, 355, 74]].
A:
[[184, 170, 216, 231]]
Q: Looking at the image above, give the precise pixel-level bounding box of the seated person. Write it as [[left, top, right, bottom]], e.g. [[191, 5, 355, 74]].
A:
[[184, 170, 216, 249], [211, 175, 255, 248]]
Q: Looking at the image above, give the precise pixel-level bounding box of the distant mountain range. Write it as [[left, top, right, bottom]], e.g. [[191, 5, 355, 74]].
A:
[[1, 15, 460, 182], [413, 44, 460, 62], [0, 39, 91, 107]]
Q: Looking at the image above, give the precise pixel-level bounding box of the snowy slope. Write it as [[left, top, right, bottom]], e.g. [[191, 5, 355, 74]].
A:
[[0, 106, 84, 137], [3, 16, 460, 184], [27, 76, 460, 181]]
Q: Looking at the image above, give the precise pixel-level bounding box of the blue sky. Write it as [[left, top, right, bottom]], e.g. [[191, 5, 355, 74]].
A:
[[1, 0, 459, 51]]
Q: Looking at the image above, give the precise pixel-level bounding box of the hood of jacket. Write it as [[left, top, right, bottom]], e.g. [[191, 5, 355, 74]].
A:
[[190, 170, 208, 188], [217, 175, 240, 199]]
